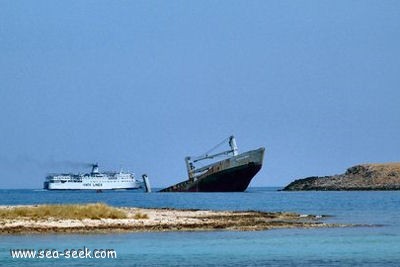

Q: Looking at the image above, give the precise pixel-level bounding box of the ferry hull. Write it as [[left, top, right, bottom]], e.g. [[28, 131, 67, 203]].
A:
[[160, 148, 265, 192], [44, 182, 140, 190]]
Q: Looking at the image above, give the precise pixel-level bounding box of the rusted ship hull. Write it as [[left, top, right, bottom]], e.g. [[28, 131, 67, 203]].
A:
[[160, 148, 265, 192]]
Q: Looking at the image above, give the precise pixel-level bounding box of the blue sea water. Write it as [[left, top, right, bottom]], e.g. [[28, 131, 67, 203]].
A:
[[1, 188, 400, 266]]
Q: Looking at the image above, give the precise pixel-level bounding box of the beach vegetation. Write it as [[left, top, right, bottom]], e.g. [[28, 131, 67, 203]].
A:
[[133, 212, 149, 219], [0, 203, 127, 220]]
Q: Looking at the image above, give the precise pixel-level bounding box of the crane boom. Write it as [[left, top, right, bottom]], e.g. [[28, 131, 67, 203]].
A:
[[185, 136, 239, 180]]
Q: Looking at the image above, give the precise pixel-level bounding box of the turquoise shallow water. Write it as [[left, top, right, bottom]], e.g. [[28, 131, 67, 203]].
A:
[[1, 188, 400, 266]]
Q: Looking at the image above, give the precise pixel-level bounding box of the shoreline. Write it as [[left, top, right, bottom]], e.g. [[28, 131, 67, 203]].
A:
[[0, 205, 349, 234], [283, 163, 400, 191]]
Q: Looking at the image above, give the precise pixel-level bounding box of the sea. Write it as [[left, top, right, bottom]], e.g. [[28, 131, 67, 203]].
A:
[[1, 187, 399, 266]]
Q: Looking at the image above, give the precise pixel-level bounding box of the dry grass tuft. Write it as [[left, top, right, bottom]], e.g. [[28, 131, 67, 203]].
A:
[[0, 203, 127, 220], [133, 212, 149, 219]]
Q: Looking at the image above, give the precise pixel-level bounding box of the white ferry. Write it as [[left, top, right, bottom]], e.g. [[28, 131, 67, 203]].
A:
[[43, 164, 143, 190]]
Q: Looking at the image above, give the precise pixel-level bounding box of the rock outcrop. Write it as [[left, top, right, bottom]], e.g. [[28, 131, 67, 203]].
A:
[[283, 163, 400, 191]]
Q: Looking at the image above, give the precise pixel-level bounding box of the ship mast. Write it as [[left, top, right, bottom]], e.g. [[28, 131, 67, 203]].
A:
[[185, 136, 239, 180]]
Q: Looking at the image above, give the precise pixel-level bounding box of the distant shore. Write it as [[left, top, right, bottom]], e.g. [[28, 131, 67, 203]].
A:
[[283, 163, 400, 191], [0, 204, 345, 234]]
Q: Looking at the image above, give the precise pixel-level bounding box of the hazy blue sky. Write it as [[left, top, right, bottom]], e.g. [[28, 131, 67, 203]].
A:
[[1, 1, 400, 189]]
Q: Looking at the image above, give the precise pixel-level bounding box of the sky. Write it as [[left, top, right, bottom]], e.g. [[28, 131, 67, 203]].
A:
[[1, 1, 400, 189]]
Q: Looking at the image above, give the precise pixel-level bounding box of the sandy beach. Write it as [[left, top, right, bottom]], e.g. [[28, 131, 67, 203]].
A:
[[0, 205, 346, 234]]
